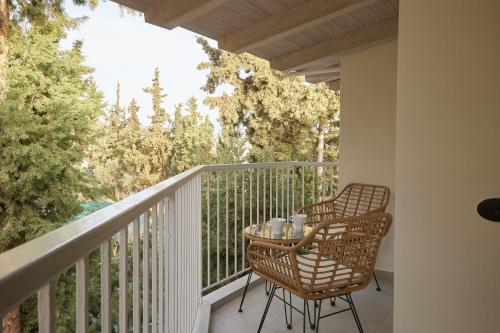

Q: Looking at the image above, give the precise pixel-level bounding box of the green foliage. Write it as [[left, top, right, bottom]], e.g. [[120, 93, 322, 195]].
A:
[[140, 68, 173, 184], [196, 37, 340, 163], [0, 13, 104, 252], [169, 97, 214, 174]]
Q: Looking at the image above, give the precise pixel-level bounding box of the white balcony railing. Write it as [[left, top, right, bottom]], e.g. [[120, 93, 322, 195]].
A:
[[0, 162, 336, 333]]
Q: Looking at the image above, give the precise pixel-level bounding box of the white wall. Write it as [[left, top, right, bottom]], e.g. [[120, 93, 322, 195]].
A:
[[339, 40, 397, 272], [395, 0, 500, 331]]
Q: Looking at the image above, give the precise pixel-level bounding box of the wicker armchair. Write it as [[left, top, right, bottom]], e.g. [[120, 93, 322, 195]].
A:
[[248, 213, 392, 333], [298, 183, 391, 291], [298, 183, 390, 225]]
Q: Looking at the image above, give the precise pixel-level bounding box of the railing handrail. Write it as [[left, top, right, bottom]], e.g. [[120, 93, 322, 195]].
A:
[[0, 161, 336, 316]]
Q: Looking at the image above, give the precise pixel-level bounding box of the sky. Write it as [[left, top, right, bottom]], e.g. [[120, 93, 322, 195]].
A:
[[62, 1, 221, 127]]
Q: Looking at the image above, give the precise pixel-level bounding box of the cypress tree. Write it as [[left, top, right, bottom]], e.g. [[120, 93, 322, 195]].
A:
[[141, 67, 172, 184], [170, 97, 214, 174]]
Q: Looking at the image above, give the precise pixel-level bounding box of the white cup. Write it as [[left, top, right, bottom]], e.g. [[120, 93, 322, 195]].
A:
[[270, 218, 286, 234], [291, 213, 307, 232]]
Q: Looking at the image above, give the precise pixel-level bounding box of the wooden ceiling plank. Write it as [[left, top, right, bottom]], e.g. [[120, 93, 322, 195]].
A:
[[300, 26, 332, 44], [316, 19, 346, 38], [276, 0, 308, 9], [270, 17, 398, 71], [333, 13, 363, 32], [214, 5, 254, 29], [145, 0, 229, 29], [248, 0, 288, 16], [219, 0, 379, 53], [224, 0, 270, 23], [350, 6, 381, 26]]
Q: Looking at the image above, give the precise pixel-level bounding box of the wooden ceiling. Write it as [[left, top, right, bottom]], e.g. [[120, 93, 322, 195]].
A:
[[113, 0, 399, 89]]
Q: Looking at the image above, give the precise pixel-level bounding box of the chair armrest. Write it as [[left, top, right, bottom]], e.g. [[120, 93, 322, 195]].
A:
[[247, 242, 302, 293]]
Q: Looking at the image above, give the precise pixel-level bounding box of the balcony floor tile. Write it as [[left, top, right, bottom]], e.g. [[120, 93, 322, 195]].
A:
[[210, 271, 393, 333]]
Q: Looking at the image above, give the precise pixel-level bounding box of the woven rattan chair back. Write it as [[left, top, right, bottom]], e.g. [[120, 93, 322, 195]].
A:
[[334, 183, 390, 217], [248, 213, 392, 300], [298, 183, 390, 228]]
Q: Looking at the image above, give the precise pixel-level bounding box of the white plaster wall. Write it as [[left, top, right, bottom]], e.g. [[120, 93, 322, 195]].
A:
[[395, 0, 500, 331], [339, 40, 397, 272]]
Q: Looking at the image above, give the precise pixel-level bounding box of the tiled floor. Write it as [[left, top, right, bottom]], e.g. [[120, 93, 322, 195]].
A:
[[210, 271, 393, 333]]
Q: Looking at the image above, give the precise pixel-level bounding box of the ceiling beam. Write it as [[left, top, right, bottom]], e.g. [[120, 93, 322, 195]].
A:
[[270, 17, 398, 72], [283, 65, 341, 78], [306, 73, 341, 84], [218, 0, 377, 53], [145, 0, 228, 29]]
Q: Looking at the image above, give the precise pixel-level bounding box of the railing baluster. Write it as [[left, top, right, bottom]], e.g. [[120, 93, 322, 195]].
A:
[[38, 280, 56, 333], [152, 205, 158, 333], [166, 197, 176, 333], [241, 170, 245, 269], [76, 256, 89, 333], [269, 168, 273, 219], [286, 167, 290, 220], [263, 168, 266, 223], [292, 167, 295, 212], [216, 175, 220, 282], [281, 168, 284, 218], [119, 227, 128, 333], [330, 168, 334, 196], [250, 170, 253, 227], [133, 218, 140, 333], [163, 199, 169, 331], [101, 240, 111, 333], [275, 168, 278, 217], [256, 169, 260, 225], [225, 172, 229, 278], [322, 169, 326, 199], [234, 172, 237, 274], [142, 213, 149, 333], [196, 176, 202, 320], [302, 166, 305, 207], [206, 174, 211, 287], [158, 200, 164, 333], [312, 168, 316, 203]]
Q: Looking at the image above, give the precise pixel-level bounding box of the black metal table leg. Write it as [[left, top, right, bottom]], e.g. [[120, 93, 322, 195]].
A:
[[373, 271, 382, 291], [238, 271, 253, 312], [257, 284, 277, 333]]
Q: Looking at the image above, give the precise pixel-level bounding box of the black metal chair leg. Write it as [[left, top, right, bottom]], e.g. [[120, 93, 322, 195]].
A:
[[373, 271, 382, 291], [347, 294, 364, 333], [282, 289, 293, 329], [257, 284, 277, 333], [315, 300, 322, 333], [305, 300, 315, 328], [310, 301, 317, 329], [330, 296, 336, 306], [302, 300, 307, 333], [238, 271, 253, 312]]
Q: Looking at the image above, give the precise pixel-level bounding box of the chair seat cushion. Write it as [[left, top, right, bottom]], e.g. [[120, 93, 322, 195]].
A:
[[296, 253, 363, 292]]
